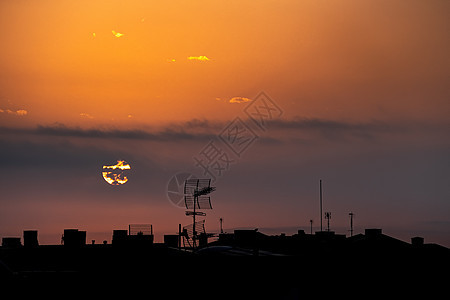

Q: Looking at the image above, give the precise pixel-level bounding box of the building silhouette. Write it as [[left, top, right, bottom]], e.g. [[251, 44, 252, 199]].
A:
[[0, 224, 448, 299]]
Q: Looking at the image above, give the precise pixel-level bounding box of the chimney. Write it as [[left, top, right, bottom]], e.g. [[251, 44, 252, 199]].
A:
[[24, 230, 39, 248], [411, 236, 424, 246]]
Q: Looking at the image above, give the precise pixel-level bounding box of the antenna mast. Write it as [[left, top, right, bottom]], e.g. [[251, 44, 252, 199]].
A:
[[349, 212, 354, 237], [184, 179, 215, 250], [325, 212, 331, 232], [320, 180, 323, 232]]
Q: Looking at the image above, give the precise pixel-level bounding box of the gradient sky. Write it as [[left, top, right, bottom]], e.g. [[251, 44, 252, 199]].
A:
[[1, 0, 449, 246]]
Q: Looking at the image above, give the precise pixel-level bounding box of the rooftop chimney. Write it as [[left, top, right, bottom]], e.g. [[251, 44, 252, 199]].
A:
[[411, 236, 424, 246]]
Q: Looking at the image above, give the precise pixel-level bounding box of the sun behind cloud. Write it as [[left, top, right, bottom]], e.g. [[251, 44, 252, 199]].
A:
[[102, 160, 131, 186]]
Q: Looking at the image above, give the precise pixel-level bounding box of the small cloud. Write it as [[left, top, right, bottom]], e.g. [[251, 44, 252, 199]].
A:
[[80, 113, 94, 119], [0, 108, 28, 116], [167, 58, 176, 63], [188, 56, 210, 61], [229, 97, 252, 104], [92, 32, 96, 38], [112, 30, 124, 38], [15, 110, 28, 116], [127, 114, 133, 118]]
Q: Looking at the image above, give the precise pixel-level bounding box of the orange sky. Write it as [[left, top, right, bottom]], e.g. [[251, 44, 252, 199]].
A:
[[1, 0, 448, 128], [0, 0, 449, 246]]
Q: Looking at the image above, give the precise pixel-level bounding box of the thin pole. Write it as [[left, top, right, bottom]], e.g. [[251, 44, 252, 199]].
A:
[[320, 180, 323, 232], [310, 219, 313, 234], [178, 223, 181, 249], [193, 194, 196, 249], [349, 212, 354, 237], [327, 214, 330, 232]]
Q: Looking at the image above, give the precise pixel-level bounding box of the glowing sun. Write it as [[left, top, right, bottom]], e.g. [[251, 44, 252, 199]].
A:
[[102, 160, 131, 185]]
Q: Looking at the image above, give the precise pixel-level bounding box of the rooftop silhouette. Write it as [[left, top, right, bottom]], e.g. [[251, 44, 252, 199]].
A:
[[1, 225, 448, 298], [1, 225, 448, 271]]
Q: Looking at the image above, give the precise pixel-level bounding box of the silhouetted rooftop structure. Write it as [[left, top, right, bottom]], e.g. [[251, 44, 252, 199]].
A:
[[0, 224, 448, 289], [63, 229, 86, 248], [112, 226, 154, 247], [23, 230, 38, 248], [1, 237, 21, 248], [411, 236, 424, 246], [163, 234, 180, 248]]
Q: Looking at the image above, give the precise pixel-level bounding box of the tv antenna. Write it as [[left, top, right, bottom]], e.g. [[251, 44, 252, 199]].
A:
[[325, 212, 331, 232], [349, 212, 355, 237], [220, 218, 224, 234], [309, 219, 313, 234], [184, 178, 215, 249], [182, 220, 206, 248]]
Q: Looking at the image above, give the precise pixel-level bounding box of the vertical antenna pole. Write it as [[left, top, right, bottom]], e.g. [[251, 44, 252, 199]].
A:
[[192, 183, 197, 249], [349, 212, 354, 237], [178, 223, 181, 249], [326, 213, 331, 232], [220, 218, 223, 234], [320, 180, 323, 232], [310, 219, 313, 234]]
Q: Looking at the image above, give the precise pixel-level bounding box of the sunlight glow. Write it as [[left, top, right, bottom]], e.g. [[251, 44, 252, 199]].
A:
[[0, 109, 28, 116], [229, 97, 252, 104], [188, 56, 210, 61], [103, 160, 131, 170], [112, 30, 124, 38]]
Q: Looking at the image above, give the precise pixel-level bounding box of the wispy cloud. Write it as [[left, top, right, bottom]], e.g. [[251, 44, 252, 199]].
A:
[[112, 30, 124, 38], [0, 117, 442, 145], [229, 97, 252, 104], [266, 117, 396, 140], [79, 113, 94, 119], [0, 123, 216, 142], [0, 108, 28, 116], [188, 56, 210, 61], [267, 117, 391, 131]]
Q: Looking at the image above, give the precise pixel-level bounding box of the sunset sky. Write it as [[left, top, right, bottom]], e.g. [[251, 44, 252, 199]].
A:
[[1, 0, 449, 246]]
